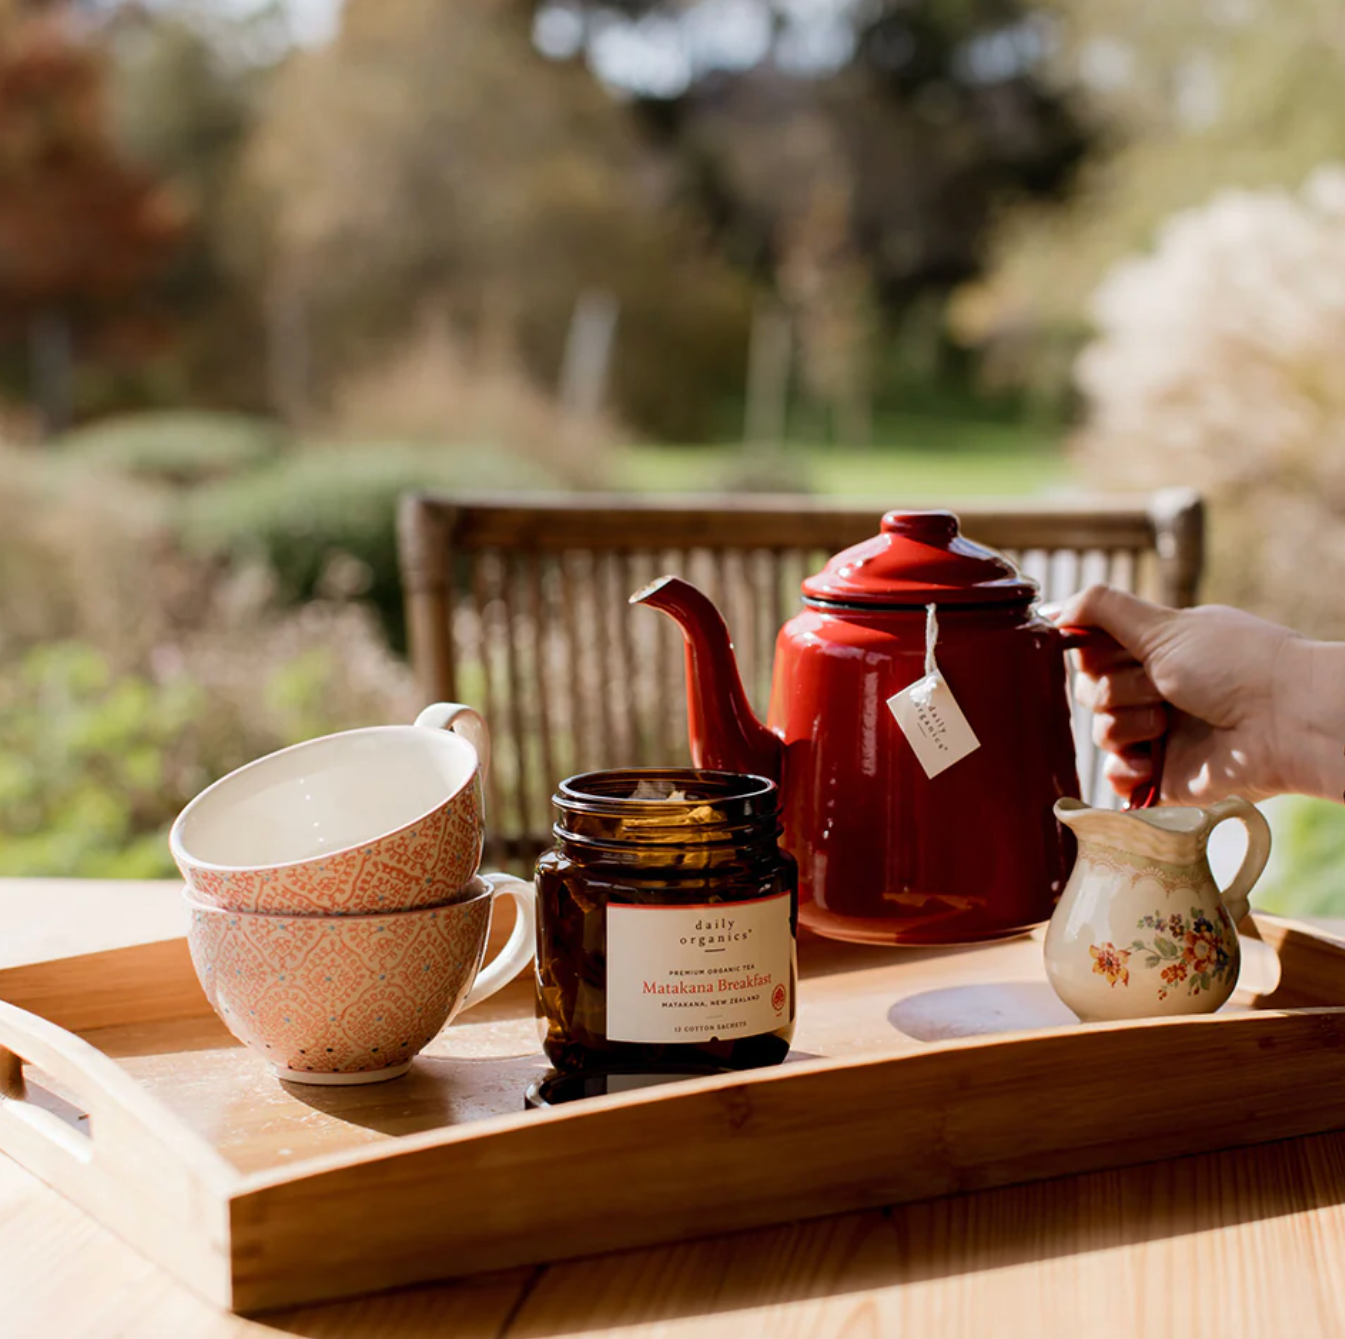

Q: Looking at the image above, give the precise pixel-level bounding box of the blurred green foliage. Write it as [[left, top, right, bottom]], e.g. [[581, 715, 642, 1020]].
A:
[[0, 643, 202, 877], [58, 410, 282, 485], [0, 634, 408, 879], [262, 646, 351, 747], [1253, 798, 1345, 920], [617, 425, 1064, 497], [183, 443, 566, 650]]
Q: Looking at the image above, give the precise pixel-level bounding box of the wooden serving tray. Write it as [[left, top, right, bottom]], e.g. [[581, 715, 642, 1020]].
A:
[[2, 911, 1345, 1314]]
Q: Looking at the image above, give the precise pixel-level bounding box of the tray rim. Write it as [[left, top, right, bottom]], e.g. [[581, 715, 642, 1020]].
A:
[[240, 1000, 1345, 1187]]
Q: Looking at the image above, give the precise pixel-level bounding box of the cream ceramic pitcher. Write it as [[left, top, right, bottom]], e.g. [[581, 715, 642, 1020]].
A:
[[1044, 797, 1272, 1022]]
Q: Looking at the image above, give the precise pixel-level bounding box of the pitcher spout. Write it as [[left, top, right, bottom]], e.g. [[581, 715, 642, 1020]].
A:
[[630, 575, 783, 782], [1053, 797, 1094, 837]]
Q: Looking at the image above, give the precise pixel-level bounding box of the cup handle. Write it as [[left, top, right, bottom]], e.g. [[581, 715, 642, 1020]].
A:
[[460, 873, 536, 1011], [414, 701, 491, 778], [1206, 796, 1273, 925]]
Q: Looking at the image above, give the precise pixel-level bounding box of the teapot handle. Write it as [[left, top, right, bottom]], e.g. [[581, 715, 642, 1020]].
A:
[[1205, 797, 1273, 926], [1056, 624, 1108, 654]]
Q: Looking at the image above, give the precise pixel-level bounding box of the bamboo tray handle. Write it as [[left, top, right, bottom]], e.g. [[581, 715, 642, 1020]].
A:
[[0, 1052, 90, 1164], [0, 998, 232, 1192]]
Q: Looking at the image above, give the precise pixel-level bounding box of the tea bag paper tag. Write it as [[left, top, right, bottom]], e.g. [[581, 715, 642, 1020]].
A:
[[887, 605, 980, 779]]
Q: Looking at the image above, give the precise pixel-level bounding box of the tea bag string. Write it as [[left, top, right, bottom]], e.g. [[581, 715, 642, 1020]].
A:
[[924, 602, 939, 679]]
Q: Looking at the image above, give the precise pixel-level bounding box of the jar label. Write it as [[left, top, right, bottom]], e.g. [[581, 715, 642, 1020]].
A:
[[605, 892, 794, 1044]]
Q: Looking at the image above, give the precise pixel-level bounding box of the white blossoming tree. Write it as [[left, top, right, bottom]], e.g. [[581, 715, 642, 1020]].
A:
[[1076, 166, 1345, 637]]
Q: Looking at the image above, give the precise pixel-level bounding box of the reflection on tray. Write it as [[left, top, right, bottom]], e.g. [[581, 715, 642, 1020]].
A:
[[889, 981, 1079, 1042]]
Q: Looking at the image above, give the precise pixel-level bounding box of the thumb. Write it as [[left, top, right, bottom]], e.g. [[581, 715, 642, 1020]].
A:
[[1056, 584, 1175, 662]]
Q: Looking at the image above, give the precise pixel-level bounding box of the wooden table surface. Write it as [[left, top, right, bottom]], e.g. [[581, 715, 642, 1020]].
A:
[[4, 879, 1345, 1339]]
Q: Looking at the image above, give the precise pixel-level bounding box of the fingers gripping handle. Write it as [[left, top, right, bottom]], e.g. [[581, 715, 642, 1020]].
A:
[[1056, 625, 1110, 655], [1206, 797, 1273, 925], [1058, 625, 1165, 809], [414, 701, 491, 778], [462, 874, 537, 1010]]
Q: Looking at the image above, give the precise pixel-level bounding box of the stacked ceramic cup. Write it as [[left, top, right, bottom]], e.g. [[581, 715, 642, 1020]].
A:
[[170, 703, 535, 1086]]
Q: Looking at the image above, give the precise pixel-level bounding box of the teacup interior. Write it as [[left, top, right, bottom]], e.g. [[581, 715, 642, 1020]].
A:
[[176, 726, 476, 868]]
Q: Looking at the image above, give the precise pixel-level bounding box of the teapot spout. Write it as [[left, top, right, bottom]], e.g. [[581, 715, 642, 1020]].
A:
[[630, 575, 782, 782]]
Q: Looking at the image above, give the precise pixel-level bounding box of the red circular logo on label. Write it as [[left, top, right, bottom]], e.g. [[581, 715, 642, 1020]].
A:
[[771, 984, 786, 1013]]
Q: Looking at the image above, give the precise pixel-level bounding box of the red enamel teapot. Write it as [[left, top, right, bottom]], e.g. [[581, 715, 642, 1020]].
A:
[[632, 510, 1098, 947]]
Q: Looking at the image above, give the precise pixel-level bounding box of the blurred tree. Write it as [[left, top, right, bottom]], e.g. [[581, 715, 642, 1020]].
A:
[[526, 0, 1091, 435], [0, 0, 184, 435], [959, 0, 1345, 408], [240, 0, 754, 441], [1073, 167, 1345, 638], [102, 5, 270, 411]]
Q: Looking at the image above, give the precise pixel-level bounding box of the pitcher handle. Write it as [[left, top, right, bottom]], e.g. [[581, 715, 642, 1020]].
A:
[[1205, 797, 1272, 926], [414, 701, 491, 778], [461, 874, 536, 1010]]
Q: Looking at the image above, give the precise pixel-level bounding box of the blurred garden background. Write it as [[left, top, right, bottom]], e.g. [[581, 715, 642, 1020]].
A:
[[4, 0, 1345, 913]]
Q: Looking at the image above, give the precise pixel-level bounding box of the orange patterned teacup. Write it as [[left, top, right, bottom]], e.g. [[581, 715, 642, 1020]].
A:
[[186, 873, 535, 1084], [171, 703, 490, 916]]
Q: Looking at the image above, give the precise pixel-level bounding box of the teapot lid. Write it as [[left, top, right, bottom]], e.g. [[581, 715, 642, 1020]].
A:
[[801, 511, 1037, 607]]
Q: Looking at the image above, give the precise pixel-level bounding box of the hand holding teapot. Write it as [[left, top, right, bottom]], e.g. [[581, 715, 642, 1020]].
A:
[[1059, 585, 1345, 807]]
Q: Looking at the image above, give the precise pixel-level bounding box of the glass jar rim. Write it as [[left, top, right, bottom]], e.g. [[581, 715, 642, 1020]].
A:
[[555, 768, 777, 813], [552, 768, 780, 847]]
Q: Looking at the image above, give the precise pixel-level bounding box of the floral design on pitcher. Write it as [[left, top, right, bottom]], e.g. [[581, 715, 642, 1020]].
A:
[[1129, 905, 1235, 1000], [1089, 942, 1131, 987]]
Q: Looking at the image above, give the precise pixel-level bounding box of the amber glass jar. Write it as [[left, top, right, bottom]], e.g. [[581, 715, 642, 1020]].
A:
[[535, 769, 797, 1076]]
